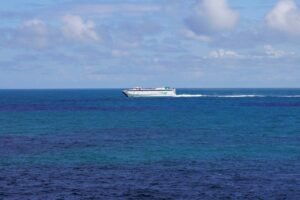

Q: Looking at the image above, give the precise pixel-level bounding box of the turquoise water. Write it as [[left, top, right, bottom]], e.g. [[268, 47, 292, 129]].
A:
[[0, 89, 299, 199]]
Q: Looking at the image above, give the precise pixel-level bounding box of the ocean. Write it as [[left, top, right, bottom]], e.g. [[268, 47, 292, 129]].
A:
[[0, 89, 299, 199]]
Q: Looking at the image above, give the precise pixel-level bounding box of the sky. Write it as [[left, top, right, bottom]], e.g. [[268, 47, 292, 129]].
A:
[[1, 0, 300, 88]]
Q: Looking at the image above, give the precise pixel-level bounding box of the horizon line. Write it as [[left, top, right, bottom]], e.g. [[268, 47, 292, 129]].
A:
[[0, 87, 300, 90]]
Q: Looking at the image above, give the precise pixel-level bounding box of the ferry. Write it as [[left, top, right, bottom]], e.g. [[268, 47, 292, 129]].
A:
[[123, 87, 176, 97]]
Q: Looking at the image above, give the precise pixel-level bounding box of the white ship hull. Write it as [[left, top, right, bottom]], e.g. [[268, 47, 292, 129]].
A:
[[123, 87, 176, 97]]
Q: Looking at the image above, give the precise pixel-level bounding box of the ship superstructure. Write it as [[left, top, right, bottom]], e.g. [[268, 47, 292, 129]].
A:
[[123, 87, 176, 97]]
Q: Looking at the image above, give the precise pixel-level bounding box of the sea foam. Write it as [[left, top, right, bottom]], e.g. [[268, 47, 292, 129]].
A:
[[174, 94, 300, 98]]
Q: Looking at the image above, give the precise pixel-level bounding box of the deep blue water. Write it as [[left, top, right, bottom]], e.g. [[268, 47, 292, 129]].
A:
[[0, 89, 299, 199]]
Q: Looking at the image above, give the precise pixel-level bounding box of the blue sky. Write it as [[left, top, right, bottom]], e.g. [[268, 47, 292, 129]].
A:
[[1, 0, 300, 88]]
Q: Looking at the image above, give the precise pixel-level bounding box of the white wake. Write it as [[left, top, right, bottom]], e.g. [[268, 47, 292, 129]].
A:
[[174, 94, 207, 98], [174, 94, 300, 98]]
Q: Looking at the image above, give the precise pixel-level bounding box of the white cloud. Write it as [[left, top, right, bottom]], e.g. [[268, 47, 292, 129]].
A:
[[207, 46, 294, 60], [62, 15, 100, 42], [22, 19, 48, 35], [182, 29, 212, 42], [208, 49, 240, 58], [266, 0, 300, 36], [111, 49, 129, 57], [185, 0, 239, 36], [71, 4, 161, 15], [264, 44, 293, 58], [18, 19, 49, 48]]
